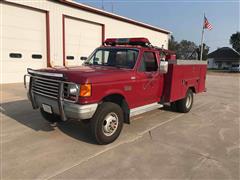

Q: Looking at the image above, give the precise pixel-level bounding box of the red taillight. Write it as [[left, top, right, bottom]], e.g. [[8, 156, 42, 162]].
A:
[[104, 37, 150, 46]]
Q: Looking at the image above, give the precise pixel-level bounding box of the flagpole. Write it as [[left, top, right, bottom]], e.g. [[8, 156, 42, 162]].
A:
[[200, 14, 205, 61]]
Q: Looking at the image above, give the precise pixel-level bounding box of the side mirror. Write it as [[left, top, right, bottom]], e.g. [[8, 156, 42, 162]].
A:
[[159, 61, 168, 74], [80, 56, 87, 61]]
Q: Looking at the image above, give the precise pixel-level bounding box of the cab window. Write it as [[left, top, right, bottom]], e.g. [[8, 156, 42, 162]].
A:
[[139, 51, 158, 72], [86, 48, 138, 69]]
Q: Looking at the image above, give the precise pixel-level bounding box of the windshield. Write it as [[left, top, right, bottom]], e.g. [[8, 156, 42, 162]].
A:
[[85, 48, 139, 69]]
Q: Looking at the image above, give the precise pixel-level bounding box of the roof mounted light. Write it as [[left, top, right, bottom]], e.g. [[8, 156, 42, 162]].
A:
[[104, 37, 151, 46]]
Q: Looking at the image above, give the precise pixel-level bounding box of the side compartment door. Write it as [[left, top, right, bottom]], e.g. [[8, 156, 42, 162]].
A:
[[135, 51, 163, 107]]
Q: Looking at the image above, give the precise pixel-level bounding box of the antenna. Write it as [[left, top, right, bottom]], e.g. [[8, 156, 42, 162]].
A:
[[111, 2, 114, 13], [101, 0, 104, 10]]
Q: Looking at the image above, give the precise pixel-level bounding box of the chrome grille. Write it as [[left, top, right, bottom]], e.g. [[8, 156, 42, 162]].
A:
[[32, 78, 60, 99], [31, 76, 77, 102]]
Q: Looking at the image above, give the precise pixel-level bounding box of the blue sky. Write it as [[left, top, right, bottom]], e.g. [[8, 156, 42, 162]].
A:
[[76, 0, 239, 52]]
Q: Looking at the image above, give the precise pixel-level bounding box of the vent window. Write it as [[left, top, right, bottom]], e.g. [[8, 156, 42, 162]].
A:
[[67, 56, 74, 60], [32, 54, 42, 59], [9, 53, 22, 58]]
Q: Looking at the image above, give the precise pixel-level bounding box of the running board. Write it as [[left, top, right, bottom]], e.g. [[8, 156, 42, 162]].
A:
[[130, 102, 163, 117]]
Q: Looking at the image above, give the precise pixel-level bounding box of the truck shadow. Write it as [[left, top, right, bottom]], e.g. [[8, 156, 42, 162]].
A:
[[1, 99, 95, 144], [57, 120, 95, 144], [162, 104, 177, 112]]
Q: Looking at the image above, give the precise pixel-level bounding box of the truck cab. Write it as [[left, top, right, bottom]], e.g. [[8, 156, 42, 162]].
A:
[[24, 38, 207, 144]]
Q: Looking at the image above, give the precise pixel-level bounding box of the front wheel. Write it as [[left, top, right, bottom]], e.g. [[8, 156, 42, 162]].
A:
[[91, 102, 124, 145], [176, 89, 194, 113]]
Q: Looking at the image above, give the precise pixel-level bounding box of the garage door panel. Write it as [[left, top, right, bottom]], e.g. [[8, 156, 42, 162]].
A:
[[2, 26, 46, 42], [3, 4, 46, 29], [1, 3, 47, 83], [65, 17, 102, 66], [3, 38, 46, 53]]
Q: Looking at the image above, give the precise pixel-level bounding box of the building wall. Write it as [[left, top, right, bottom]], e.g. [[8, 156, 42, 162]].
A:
[[3, 0, 169, 67], [208, 58, 240, 69], [207, 58, 216, 69]]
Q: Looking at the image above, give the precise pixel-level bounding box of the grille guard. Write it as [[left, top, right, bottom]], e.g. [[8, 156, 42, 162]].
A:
[[24, 73, 80, 121]]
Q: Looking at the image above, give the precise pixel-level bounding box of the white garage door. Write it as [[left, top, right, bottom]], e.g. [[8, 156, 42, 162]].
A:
[[0, 3, 47, 83], [65, 17, 102, 66]]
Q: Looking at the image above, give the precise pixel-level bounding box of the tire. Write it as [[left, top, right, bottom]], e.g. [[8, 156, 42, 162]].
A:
[[170, 102, 177, 111], [40, 108, 62, 123], [91, 102, 124, 145], [176, 89, 194, 113]]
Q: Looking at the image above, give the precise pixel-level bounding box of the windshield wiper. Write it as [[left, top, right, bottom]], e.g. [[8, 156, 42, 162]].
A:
[[115, 65, 129, 69], [84, 62, 93, 66]]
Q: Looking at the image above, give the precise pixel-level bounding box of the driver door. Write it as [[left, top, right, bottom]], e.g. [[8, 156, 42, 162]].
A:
[[135, 51, 163, 107]]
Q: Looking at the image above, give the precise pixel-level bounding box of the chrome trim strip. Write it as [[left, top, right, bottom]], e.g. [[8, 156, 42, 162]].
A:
[[130, 102, 163, 117], [33, 82, 59, 90], [35, 79, 59, 86], [32, 88, 58, 97], [33, 85, 58, 93], [32, 90, 58, 100], [28, 68, 64, 78]]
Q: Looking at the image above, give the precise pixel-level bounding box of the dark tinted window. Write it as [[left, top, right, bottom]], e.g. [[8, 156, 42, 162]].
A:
[[9, 53, 22, 58], [32, 54, 42, 59], [115, 50, 138, 69], [139, 52, 158, 72], [86, 49, 138, 69]]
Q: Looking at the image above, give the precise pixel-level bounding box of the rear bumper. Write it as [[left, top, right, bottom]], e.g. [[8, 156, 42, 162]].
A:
[[33, 93, 98, 120]]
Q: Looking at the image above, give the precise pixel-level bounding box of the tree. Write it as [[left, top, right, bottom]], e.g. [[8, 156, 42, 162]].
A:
[[168, 35, 209, 60], [175, 40, 197, 59], [195, 43, 210, 60], [168, 35, 178, 52], [230, 32, 240, 53]]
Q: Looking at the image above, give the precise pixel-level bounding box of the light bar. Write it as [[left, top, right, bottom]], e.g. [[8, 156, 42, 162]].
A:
[[104, 37, 150, 46], [27, 68, 64, 78]]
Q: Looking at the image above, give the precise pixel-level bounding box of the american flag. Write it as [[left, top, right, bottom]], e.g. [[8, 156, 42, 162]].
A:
[[204, 16, 213, 30]]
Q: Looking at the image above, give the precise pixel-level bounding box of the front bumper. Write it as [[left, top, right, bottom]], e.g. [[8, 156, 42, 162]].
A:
[[34, 94, 98, 120]]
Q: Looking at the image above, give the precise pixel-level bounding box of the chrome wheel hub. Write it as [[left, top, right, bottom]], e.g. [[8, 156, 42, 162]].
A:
[[186, 94, 192, 109], [102, 112, 119, 136]]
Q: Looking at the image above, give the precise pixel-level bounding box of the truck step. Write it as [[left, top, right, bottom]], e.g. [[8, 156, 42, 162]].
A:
[[130, 102, 163, 117]]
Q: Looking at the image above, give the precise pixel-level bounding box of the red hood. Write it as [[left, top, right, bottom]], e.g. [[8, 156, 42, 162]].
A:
[[38, 65, 134, 84]]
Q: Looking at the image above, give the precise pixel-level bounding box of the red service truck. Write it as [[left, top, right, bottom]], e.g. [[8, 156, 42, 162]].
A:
[[24, 38, 207, 144]]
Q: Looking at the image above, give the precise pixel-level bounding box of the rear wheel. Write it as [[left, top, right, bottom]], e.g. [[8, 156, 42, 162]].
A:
[[40, 108, 62, 123], [91, 102, 124, 145], [176, 89, 193, 113]]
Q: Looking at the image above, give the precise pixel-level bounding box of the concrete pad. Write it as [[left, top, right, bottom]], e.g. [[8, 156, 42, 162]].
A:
[[1, 73, 239, 179]]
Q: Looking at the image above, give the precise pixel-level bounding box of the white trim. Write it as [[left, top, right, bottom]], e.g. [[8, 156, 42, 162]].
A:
[[28, 69, 64, 78], [130, 102, 163, 117], [169, 60, 207, 65], [64, 0, 171, 34]]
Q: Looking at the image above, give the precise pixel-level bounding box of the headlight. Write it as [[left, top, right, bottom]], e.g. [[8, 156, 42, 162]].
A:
[[68, 84, 79, 96]]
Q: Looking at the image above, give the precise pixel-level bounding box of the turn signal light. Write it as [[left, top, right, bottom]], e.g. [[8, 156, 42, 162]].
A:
[[80, 84, 91, 97]]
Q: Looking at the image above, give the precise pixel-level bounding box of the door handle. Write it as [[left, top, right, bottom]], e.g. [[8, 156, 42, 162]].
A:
[[147, 74, 153, 78]]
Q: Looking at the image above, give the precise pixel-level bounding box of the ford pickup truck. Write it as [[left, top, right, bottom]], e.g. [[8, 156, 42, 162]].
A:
[[24, 38, 207, 144]]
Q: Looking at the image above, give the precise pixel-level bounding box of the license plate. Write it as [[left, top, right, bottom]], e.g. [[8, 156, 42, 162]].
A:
[[42, 104, 52, 114]]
